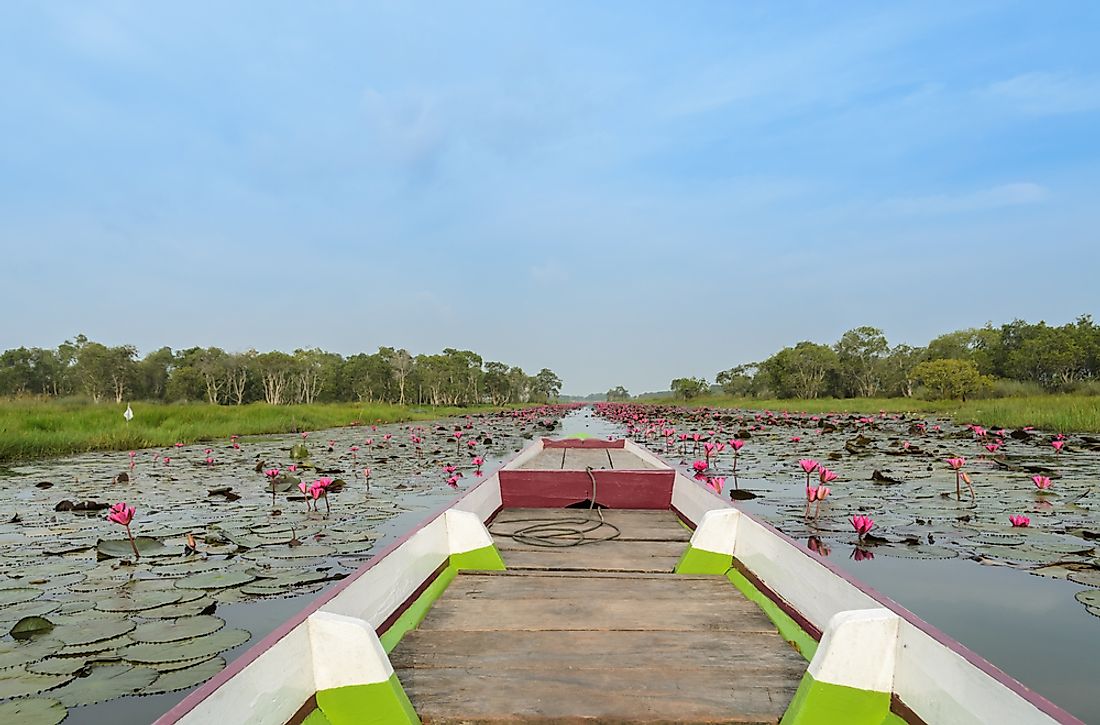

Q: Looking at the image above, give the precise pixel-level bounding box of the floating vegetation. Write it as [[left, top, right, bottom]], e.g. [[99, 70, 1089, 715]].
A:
[[595, 403, 1100, 619], [0, 407, 573, 721]]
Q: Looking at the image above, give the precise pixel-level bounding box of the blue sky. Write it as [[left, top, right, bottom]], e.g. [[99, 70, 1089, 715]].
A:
[[1, 1, 1098, 394]]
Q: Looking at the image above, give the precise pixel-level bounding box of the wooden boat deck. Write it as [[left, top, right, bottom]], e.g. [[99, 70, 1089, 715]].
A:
[[514, 446, 662, 470], [390, 509, 806, 724]]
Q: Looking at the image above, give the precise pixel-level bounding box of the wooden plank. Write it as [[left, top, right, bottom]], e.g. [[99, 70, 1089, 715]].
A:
[[391, 629, 805, 672], [562, 448, 614, 470], [444, 571, 736, 600], [493, 539, 685, 573], [396, 665, 796, 723], [490, 510, 691, 543], [608, 448, 661, 469], [415, 595, 776, 632], [513, 449, 565, 470]]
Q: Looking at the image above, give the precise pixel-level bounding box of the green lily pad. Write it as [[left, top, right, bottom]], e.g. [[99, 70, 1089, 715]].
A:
[[0, 697, 67, 725], [1076, 588, 1100, 609], [0, 599, 62, 623], [27, 657, 91, 675], [59, 633, 133, 657], [96, 536, 167, 560], [290, 444, 310, 460], [54, 618, 136, 646], [0, 587, 43, 606], [0, 637, 64, 669], [95, 589, 182, 613], [48, 663, 159, 706], [1069, 569, 1100, 588], [0, 666, 74, 698], [264, 544, 335, 559], [176, 571, 256, 590], [142, 597, 216, 619], [131, 615, 225, 643], [10, 615, 55, 640], [119, 628, 250, 664], [144, 656, 226, 695]]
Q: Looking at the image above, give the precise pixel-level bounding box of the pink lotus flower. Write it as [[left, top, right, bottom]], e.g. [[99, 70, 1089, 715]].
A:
[[818, 467, 838, 484], [707, 477, 725, 495], [851, 515, 874, 540], [264, 468, 281, 505], [946, 457, 965, 469], [472, 456, 484, 467], [1032, 475, 1053, 490], [790, 436, 801, 443], [447, 475, 460, 489], [365, 438, 374, 446], [1009, 514, 1030, 527], [806, 485, 819, 503], [205, 457, 215, 466], [798, 459, 819, 474], [1051, 441, 1065, 453], [444, 464, 457, 474], [107, 502, 139, 558], [301, 432, 309, 439], [985, 444, 1000, 453], [815, 486, 831, 501], [692, 460, 708, 473], [175, 442, 184, 448], [163, 457, 171, 466], [287, 464, 297, 472]]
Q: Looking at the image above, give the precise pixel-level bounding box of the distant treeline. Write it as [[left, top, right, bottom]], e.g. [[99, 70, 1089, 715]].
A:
[[662, 315, 1100, 401], [0, 335, 563, 406]]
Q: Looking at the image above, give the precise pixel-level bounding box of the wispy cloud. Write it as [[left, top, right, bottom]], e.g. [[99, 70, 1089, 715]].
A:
[[983, 72, 1100, 115], [878, 183, 1048, 217]]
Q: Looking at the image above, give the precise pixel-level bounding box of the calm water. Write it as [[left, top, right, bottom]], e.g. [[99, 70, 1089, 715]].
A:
[[25, 408, 1100, 723]]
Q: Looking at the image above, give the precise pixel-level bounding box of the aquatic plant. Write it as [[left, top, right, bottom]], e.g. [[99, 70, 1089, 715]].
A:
[[107, 502, 139, 558], [946, 457, 973, 501], [692, 460, 708, 474], [263, 468, 280, 505], [851, 514, 874, 541], [1009, 514, 1030, 527], [798, 459, 819, 488], [1032, 475, 1053, 491]]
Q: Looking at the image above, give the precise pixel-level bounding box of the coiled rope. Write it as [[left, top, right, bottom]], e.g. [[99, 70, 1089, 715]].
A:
[[489, 467, 622, 547]]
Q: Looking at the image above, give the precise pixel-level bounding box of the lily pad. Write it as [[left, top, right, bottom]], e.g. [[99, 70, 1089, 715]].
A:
[[54, 618, 136, 646], [0, 586, 43, 606], [0, 637, 64, 669], [10, 615, 55, 640], [132, 615, 225, 643], [176, 570, 256, 590], [0, 666, 74, 698], [1068, 569, 1100, 588], [144, 656, 226, 694], [95, 590, 182, 613], [142, 597, 217, 619], [119, 627, 250, 663], [0, 697, 67, 725], [96, 536, 167, 560], [27, 657, 91, 675], [48, 663, 159, 706]]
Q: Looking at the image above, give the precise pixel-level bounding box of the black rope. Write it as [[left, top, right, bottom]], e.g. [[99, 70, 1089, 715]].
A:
[[490, 467, 622, 547]]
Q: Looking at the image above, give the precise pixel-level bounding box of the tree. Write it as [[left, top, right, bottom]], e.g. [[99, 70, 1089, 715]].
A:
[[835, 326, 889, 397], [606, 385, 630, 401], [715, 364, 758, 397], [912, 359, 992, 400], [531, 369, 562, 403], [254, 351, 295, 405], [759, 342, 839, 398], [670, 377, 708, 400]]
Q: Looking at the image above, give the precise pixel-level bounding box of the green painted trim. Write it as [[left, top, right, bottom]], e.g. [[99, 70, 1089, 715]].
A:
[[674, 545, 732, 574], [450, 543, 507, 572], [301, 708, 332, 725], [780, 672, 890, 725], [378, 565, 457, 653], [315, 673, 420, 725], [726, 565, 818, 660]]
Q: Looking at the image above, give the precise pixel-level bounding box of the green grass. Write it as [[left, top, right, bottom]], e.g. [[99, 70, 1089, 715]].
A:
[[0, 399, 513, 463], [639, 395, 1100, 433]]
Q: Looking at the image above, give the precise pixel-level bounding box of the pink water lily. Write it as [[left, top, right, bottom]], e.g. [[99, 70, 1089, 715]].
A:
[[1032, 475, 1053, 491], [297, 481, 313, 511], [818, 467, 838, 484], [851, 515, 874, 541], [1051, 441, 1065, 453], [799, 459, 819, 489], [945, 458, 972, 501], [692, 460, 708, 473], [107, 502, 139, 558], [309, 477, 334, 514], [707, 477, 725, 495], [264, 468, 281, 505], [1009, 514, 1030, 527]]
